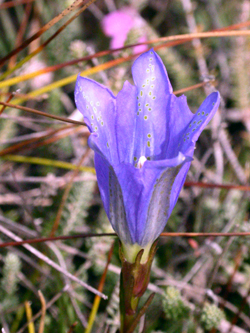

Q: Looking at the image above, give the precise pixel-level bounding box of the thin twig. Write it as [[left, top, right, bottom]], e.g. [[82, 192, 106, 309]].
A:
[[0, 101, 86, 126], [8, 0, 33, 68], [0, 0, 34, 10], [184, 181, 250, 191], [174, 81, 216, 95], [0, 94, 14, 115], [0, 126, 85, 156], [3, 232, 250, 249]]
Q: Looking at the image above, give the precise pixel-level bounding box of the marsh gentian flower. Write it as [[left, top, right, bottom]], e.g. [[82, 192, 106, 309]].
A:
[[75, 49, 220, 261]]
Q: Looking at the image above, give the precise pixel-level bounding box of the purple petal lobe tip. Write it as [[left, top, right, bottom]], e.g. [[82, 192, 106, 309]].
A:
[[74, 49, 220, 260]]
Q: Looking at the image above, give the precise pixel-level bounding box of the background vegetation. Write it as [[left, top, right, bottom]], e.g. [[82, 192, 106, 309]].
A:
[[0, 0, 250, 332]]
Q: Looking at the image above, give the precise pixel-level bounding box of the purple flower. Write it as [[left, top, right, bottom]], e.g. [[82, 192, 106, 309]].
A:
[[101, 6, 147, 54], [75, 49, 220, 254]]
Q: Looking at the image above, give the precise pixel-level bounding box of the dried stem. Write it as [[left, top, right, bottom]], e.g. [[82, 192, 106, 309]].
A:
[[0, 101, 86, 126]]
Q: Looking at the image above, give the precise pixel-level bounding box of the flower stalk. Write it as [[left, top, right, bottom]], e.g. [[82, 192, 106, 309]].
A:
[[119, 240, 158, 332]]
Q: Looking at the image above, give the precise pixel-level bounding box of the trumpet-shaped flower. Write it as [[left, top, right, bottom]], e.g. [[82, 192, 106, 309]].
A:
[[75, 49, 220, 260]]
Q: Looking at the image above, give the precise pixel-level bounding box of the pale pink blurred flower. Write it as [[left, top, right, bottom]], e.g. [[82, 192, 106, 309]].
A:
[[101, 7, 147, 54], [21, 58, 53, 90]]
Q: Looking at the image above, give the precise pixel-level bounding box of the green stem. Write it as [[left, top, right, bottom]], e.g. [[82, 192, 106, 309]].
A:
[[119, 241, 158, 333], [120, 273, 139, 332]]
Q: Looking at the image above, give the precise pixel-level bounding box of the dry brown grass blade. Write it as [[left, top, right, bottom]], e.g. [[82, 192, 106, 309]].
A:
[[0, 127, 84, 159], [122, 19, 250, 51], [0, 40, 194, 90], [8, 0, 33, 69], [0, 41, 210, 104], [5, 0, 97, 77], [20, 126, 84, 151], [0, 0, 34, 10], [211, 19, 250, 32], [129, 30, 250, 51], [2, 19, 250, 88], [0, 40, 187, 88], [0, 91, 46, 100], [0, 101, 86, 126], [1, 8, 248, 69], [0, 233, 116, 248], [184, 181, 250, 192], [0, 125, 74, 156], [11, 126, 84, 155], [0, 93, 15, 115], [1, 22, 247, 89], [0, 0, 92, 68], [160, 232, 250, 237], [3, 232, 250, 249], [174, 81, 217, 95]]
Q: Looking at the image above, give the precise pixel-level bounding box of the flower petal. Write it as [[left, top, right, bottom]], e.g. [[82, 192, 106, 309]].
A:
[[116, 81, 137, 163], [168, 161, 191, 215], [112, 163, 143, 244], [94, 153, 110, 217], [113, 153, 191, 246], [75, 75, 118, 163], [180, 92, 220, 156], [138, 153, 192, 246], [131, 49, 173, 162], [94, 153, 133, 244], [165, 94, 194, 159], [165, 93, 220, 216]]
